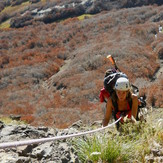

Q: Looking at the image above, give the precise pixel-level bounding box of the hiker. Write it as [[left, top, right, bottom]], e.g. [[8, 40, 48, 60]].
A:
[[159, 25, 162, 33], [102, 77, 138, 127]]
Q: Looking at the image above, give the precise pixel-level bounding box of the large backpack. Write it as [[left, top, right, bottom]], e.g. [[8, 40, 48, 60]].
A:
[[99, 68, 128, 103], [100, 67, 146, 105], [104, 69, 128, 95]]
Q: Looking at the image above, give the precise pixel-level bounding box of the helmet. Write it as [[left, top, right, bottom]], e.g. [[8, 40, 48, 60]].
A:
[[115, 77, 130, 91]]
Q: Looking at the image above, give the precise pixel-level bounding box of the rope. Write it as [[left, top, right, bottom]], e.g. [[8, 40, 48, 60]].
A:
[[0, 117, 121, 149]]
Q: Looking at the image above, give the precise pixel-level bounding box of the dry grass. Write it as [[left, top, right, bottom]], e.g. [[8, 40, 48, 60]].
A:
[[77, 14, 92, 20], [0, 19, 10, 29], [1, 1, 30, 14], [73, 109, 163, 162]]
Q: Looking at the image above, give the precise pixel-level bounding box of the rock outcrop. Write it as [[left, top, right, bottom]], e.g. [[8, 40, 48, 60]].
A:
[[0, 120, 83, 162]]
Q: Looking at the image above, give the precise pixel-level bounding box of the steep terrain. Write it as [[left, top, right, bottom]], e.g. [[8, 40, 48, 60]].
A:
[[0, 108, 162, 162], [0, 0, 163, 128]]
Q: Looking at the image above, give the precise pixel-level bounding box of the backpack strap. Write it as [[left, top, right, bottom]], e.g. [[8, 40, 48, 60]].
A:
[[128, 98, 132, 110]]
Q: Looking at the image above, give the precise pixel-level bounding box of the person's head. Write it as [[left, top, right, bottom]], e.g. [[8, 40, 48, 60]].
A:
[[114, 77, 131, 101]]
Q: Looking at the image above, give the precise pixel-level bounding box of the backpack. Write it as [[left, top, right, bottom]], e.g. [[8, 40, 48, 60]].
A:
[[100, 67, 146, 106], [104, 69, 128, 95], [99, 68, 128, 103]]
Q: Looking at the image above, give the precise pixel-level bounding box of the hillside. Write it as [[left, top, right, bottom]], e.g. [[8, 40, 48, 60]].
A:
[[0, 0, 163, 128]]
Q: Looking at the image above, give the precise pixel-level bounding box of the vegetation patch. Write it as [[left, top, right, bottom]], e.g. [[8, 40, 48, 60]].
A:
[[0, 2, 162, 127], [77, 14, 92, 21], [73, 120, 163, 162], [0, 19, 10, 29], [0, 116, 26, 125], [1, 1, 30, 14]]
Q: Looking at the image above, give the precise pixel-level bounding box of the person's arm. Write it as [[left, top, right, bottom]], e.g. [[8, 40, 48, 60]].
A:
[[131, 94, 138, 119], [102, 98, 113, 127]]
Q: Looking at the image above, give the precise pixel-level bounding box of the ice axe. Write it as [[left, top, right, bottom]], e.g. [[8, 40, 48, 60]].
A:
[[107, 55, 119, 71]]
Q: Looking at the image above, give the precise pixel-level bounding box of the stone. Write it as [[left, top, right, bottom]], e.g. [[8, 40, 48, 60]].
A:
[[38, 126, 48, 132], [151, 148, 160, 156], [0, 121, 4, 130], [31, 142, 53, 159], [0, 152, 19, 163], [17, 144, 38, 157], [70, 120, 83, 129], [9, 115, 21, 121], [16, 156, 31, 163]]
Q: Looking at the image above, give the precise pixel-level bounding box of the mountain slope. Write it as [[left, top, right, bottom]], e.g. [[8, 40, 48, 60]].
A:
[[0, 1, 162, 128]]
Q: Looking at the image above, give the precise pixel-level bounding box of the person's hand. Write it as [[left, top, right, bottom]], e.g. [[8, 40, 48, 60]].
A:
[[123, 115, 130, 123], [131, 115, 137, 123], [123, 115, 138, 124]]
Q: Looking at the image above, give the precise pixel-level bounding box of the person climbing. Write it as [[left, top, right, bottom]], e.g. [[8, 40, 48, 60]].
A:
[[102, 77, 138, 129]]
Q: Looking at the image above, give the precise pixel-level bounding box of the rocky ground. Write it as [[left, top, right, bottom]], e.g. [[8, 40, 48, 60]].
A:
[[0, 120, 83, 163], [0, 108, 162, 163]]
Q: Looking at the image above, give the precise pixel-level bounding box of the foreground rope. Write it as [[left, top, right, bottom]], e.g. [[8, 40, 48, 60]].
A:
[[0, 117, 121, 149]]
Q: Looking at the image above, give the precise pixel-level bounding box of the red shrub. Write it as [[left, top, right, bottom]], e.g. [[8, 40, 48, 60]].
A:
[[21, 115, 35, 123]]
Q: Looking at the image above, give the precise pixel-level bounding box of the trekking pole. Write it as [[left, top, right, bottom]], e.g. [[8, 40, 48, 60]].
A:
[[107, 55, 119, 71]]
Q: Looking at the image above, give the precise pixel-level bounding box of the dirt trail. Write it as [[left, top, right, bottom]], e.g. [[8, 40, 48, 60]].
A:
[[42, 59, 72, 89], [155, 54, 163, 79], [152, 54, 163, 81], [156, 67, 163, 79]]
